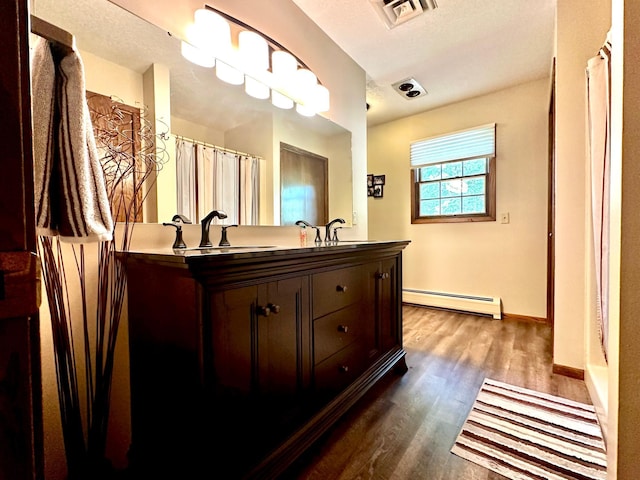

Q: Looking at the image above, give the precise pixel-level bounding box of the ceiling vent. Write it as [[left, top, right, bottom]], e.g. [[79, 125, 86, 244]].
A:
[[392, 77, 427, 99], [370, 0, 438, 29]]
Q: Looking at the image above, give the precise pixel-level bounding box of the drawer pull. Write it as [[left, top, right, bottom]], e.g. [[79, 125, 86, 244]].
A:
[[256, 305, 271, 316], [339, 365, 349, 373], [375, 272, 390, 280], [336, 284, 348, 293], [337, 324, 349, 333], [267, 303, 281, 314]]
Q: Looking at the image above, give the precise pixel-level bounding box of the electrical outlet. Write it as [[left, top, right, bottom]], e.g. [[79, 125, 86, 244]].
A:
[[500, 212, 510, 224], [352, 211, 358, 225]]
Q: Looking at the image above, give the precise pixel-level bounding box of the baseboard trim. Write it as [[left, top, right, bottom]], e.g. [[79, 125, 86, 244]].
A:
[[553, 363, 585, 380], [502, 313, 548, 324], [403, 304, 548, 324]]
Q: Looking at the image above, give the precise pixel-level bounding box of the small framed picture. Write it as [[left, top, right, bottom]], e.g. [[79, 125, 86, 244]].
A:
[[367, 186, 374, 197], [373, 175, 386, 186], [367, 174, 374, 188], [372, 185, 383, 198]]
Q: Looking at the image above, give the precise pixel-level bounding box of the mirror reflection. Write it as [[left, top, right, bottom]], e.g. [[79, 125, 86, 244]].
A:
[[33, 0, 353, 226]]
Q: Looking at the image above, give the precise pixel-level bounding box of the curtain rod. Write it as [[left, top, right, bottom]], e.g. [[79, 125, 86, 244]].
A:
[[174, 135, 262, 160], [30, 15, 75, 51]]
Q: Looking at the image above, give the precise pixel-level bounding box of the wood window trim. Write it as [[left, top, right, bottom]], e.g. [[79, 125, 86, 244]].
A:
[[410, 157, 496, 224]]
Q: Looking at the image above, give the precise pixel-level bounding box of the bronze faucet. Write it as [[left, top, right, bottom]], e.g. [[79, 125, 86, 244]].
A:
[[324, 218, 345, 242], [199, 210, 228, 247]]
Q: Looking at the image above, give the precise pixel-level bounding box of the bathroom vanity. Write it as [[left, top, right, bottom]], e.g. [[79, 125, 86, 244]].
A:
[[124, 240, 409, 479]]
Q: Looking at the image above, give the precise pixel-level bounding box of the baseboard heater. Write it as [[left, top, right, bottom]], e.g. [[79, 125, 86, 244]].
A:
[[403, 289, 502, 319]]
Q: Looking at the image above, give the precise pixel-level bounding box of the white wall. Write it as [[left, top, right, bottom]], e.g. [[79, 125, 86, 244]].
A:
[[368, 78, 550, 318]]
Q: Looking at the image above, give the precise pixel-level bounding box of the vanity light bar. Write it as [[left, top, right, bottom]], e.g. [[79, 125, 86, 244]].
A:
[[181, 7, 330, 116]]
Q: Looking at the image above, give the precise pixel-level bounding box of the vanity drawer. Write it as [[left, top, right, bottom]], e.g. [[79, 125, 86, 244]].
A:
[[314, 303, 366, 365], [314, 341, 368, 394], [312, 265, 363, 319]]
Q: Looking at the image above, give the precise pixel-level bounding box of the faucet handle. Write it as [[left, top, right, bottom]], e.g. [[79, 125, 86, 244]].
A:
[[162, 222, 187, 249], [311, 226, 322, 243], [219, 224, 238, 247], [332, 226, 343, 242]]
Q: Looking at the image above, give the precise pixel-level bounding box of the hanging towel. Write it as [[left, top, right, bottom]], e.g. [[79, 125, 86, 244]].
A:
[[31, 37, 113, 243]]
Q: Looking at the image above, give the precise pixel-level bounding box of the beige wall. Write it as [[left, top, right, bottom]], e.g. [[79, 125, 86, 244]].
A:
[[608, 0, 640, 477], [82, 50, 143, 106], [368, 78, 550, 318], [554, 0, 611, 373]]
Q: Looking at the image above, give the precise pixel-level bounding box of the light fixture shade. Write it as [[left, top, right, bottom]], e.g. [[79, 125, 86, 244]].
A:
[[271, 50, 297, 108], [272, 50, 298, 75], [216, 60, 244, 85], [245, 77, 270, 99], [272, 91, 294, 109], [295, 68, 318, 115], [181, 40, 215, 68], [314, 84, 330, 112], [194, 8, 231, 57], [239, 31, 270, 99], [296, 103, 316, 117], [239, 31, 269, 69]]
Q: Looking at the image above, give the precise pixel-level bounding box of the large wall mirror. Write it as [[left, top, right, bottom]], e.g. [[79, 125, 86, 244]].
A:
[[32, 0, 353, 226]]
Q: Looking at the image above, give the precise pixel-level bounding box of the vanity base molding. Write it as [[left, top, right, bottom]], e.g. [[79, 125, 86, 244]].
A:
[[124, 241, 409, 479], [251, 347, 407, 479]]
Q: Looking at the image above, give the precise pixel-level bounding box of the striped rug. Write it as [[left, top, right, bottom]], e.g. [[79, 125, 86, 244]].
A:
[[451, 378, 607, 480]]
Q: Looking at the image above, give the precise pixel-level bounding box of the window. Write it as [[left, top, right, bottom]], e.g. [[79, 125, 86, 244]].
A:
[[411, 123, 496, 224]]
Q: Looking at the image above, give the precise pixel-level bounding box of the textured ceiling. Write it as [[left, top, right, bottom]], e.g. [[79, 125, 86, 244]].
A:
[[291, 0, 556, 126]]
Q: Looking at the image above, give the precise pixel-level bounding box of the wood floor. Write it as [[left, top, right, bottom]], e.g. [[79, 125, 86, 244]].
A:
[[282, 305, 592, 480]]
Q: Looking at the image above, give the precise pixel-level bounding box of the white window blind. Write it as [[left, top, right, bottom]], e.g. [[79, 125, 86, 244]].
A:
[[410, 123, 496, 167]]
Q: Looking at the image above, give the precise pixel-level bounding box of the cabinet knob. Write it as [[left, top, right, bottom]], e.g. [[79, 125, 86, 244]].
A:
[[267, 303, 281, 314], [337, 324, 349, 333], [336, 284, 348, 293], [375, 272, 390, 280], [256, 305, 271, 316], [339, 365, 349, 373]]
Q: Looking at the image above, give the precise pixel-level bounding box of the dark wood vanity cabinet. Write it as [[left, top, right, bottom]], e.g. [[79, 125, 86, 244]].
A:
[[125, 241, 408, 479]]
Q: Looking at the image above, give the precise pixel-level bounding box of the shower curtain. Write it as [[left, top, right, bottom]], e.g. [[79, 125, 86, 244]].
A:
[[586, 34, 611, 362], [176, 138, 197, 223], [176, 137, 260, 225]]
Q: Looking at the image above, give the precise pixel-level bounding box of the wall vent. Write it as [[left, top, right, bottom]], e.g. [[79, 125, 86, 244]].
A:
[[391, 77, 427, 99], [370, 0, 438, 29]]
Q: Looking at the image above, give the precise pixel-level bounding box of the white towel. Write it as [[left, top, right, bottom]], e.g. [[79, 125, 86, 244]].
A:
[[31, 37, 113, 243]]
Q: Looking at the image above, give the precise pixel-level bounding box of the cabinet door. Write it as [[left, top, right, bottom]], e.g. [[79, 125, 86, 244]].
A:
[[209, 276, 309, 399], [378, 257, 400, 351], [256, 277, 310, 397], [208, 276, 310, 470], [362, 256, 400, 356]]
